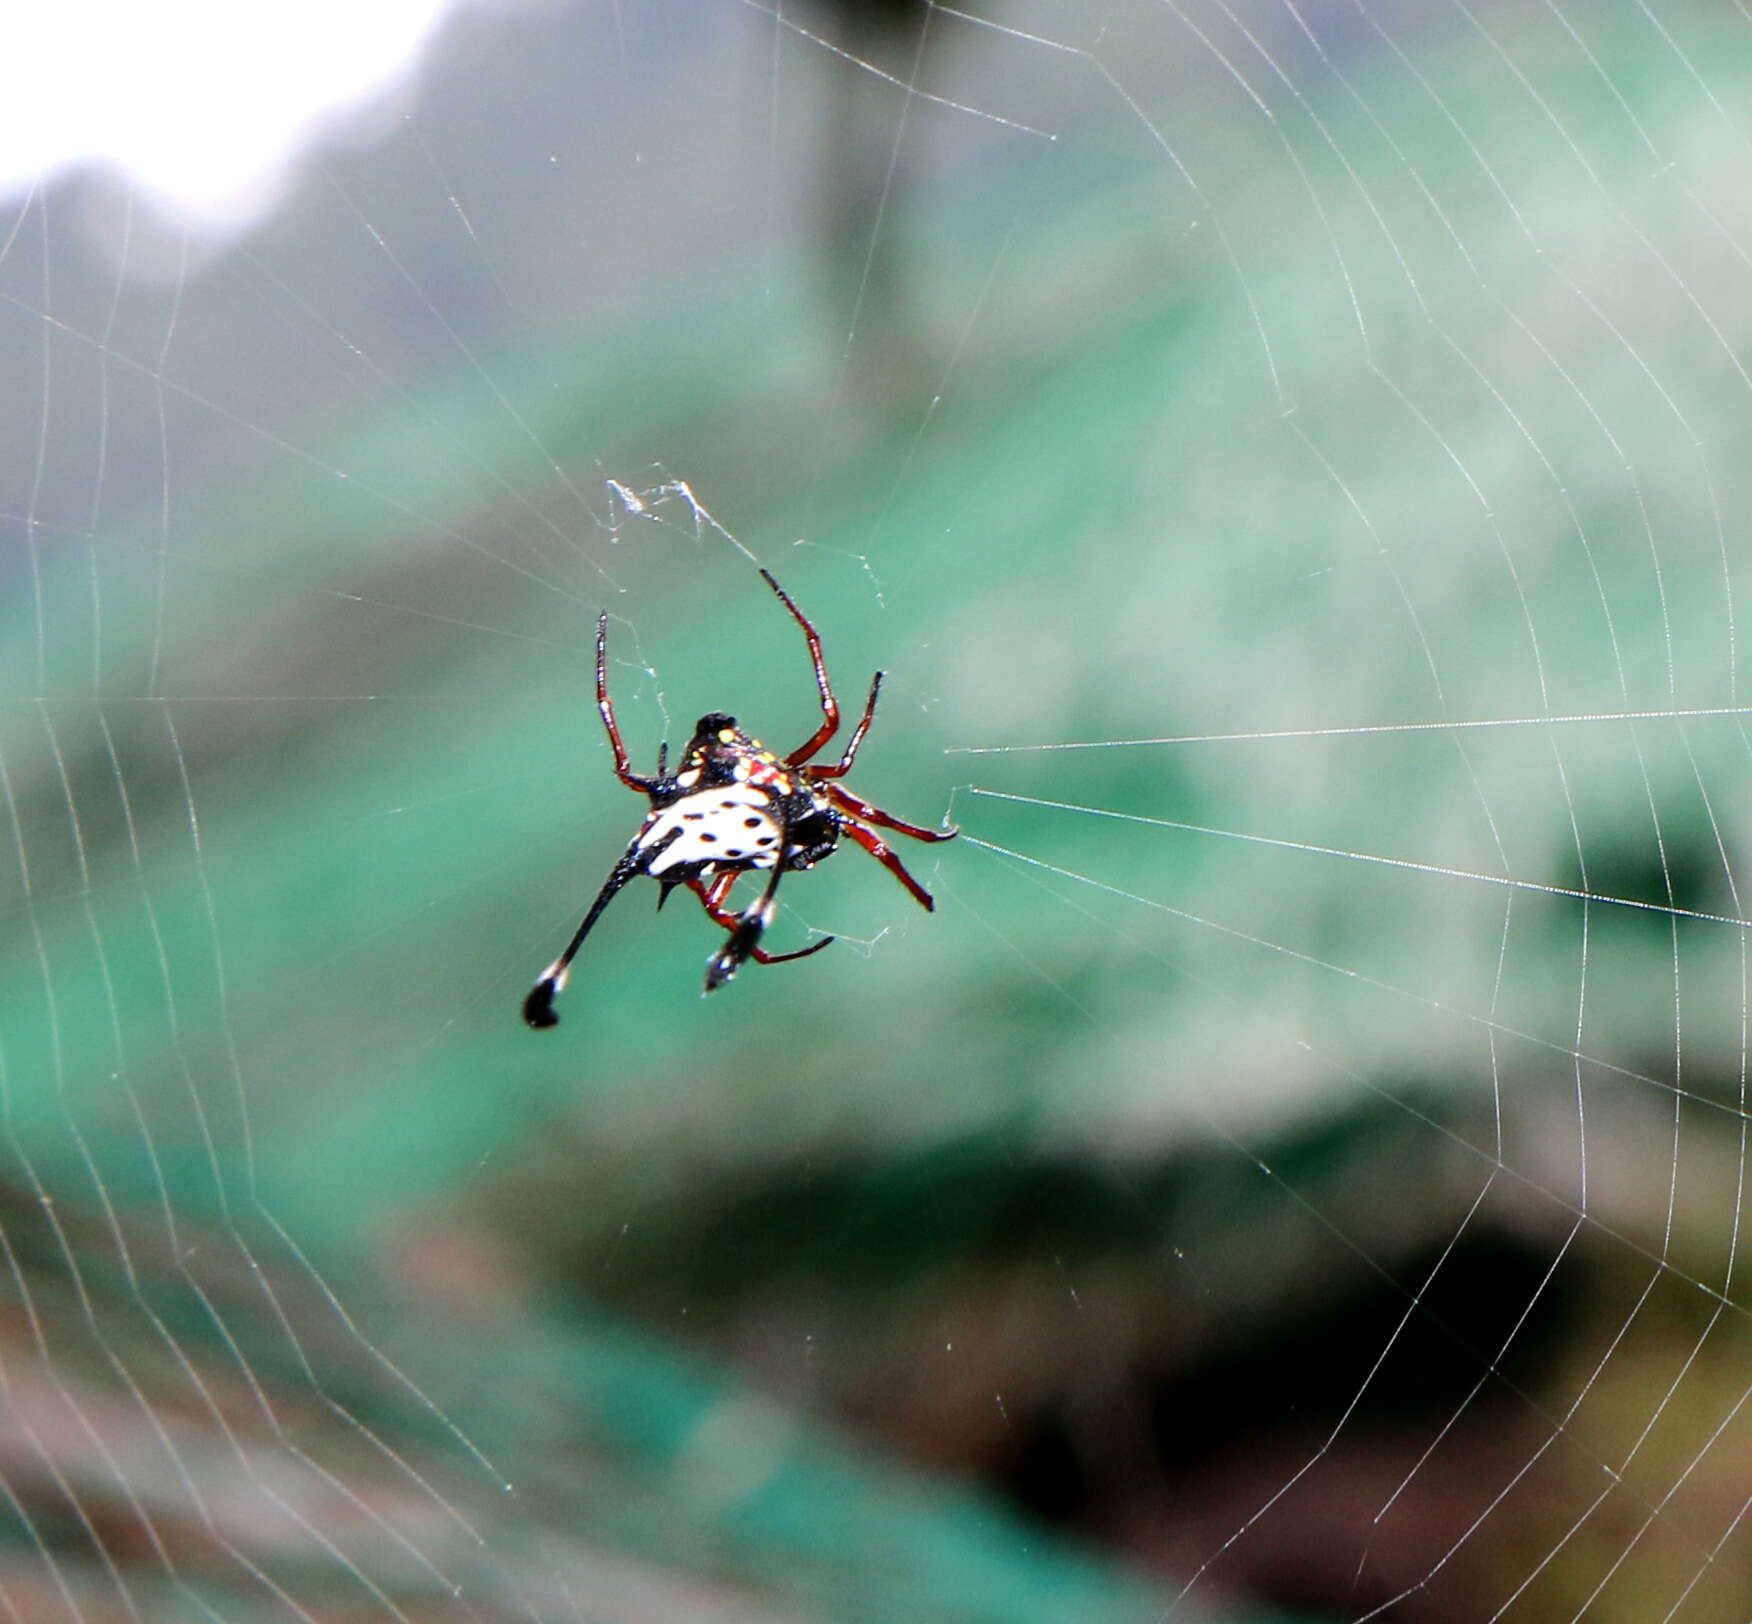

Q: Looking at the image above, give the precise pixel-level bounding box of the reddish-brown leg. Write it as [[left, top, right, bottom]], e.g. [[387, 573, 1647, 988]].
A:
[[821, 781, 958, 843], [838, 818, 939, 911], [808, 672, 883, 778], [686, 873, 835, 966], [596, 610, 657, 791], [760, 569, 841, 766]]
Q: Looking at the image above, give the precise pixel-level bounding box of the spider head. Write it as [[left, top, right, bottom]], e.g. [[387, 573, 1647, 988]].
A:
[[668, 712, 761, 791], [681, 712, 756, 768]]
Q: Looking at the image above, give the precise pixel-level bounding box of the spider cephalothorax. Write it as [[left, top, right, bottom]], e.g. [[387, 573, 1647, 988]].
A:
[[523, 570, 956, 1026]]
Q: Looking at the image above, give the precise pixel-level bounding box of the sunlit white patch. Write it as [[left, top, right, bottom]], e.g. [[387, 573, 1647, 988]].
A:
[[3, 0, 456, 232]]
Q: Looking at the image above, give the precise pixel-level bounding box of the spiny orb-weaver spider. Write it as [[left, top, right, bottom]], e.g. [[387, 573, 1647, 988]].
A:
[[523, 569, 957, 1026]]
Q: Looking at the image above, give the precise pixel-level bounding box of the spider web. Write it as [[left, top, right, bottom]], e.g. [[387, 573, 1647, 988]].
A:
[[3, 0, 1752, 1619]]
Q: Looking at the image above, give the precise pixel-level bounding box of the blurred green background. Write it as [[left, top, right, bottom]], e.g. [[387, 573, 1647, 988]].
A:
[[3, 0, 1752, 1618]]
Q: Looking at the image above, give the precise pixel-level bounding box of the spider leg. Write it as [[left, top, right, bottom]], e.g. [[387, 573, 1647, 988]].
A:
[[524, 827, 681, 1028], [837, 816, 940, 911], [662, 869, 732, 917], [677, 868, 735, 916], [820, 780, 959, 844], [693, 865, 835, 991], [683, 882, 826, 960], [760, 569, 841, 766], [596, 610, 657, 792], [808, 671, 883, 778]]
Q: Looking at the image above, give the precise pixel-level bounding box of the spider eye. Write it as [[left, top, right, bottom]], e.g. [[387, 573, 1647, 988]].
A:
[[695, 712, 735, 735]]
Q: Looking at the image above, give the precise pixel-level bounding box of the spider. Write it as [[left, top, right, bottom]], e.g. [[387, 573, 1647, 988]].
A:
[[523, 569, 957, 1026]]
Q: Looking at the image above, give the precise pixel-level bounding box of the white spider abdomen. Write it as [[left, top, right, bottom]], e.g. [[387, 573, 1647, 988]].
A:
[[639, 785, 785, 874]]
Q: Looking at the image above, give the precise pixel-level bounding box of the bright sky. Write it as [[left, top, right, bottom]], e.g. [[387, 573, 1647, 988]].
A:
[[6, 0, 462, 229]]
